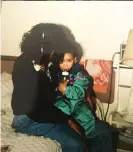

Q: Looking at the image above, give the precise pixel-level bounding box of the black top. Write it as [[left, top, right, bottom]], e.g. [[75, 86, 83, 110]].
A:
[[11, 54, 69, 123]]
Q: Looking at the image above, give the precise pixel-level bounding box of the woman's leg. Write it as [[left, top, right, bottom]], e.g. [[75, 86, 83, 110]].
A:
[[87, 120, 119, 152], [12, 115, 84, 152]]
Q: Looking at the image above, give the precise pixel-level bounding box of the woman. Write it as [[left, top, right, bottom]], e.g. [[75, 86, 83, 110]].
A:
[[11, 23, 84, 152]]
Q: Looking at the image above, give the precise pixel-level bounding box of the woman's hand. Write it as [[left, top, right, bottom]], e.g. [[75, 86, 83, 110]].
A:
[[68, 119, 83, 137]]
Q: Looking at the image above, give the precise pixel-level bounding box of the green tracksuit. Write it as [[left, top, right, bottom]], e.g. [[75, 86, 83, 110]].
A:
[[55, 64, 95, 138]]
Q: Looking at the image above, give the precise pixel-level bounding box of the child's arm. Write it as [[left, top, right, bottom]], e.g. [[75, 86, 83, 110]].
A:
[[57, 71, 92, 113], [58, 71, 91, 98], [65, 71, 91, 101]]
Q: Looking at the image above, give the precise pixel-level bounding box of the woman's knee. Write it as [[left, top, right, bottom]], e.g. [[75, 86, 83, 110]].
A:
[[12, 115, 33, 133]]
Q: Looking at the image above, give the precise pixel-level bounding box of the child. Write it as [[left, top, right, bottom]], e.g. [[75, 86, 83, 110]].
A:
[[54, 44, 119, 152], [54, 48, 95, 139]]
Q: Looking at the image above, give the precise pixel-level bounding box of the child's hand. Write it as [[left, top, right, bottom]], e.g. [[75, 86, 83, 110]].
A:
[[58, 80, 69, 94]]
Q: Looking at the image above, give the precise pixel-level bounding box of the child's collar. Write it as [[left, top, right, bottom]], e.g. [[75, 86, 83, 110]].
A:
[[69, 63, 84, 74], [58, 63, 84, 75]]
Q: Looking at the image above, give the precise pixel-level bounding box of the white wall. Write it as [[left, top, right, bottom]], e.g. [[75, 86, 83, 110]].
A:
[[1, 1, 133, 59], [1, 1, 133, 120]]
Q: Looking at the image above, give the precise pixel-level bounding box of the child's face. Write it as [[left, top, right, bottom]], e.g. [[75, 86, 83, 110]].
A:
[[59, 53, 75, 71]]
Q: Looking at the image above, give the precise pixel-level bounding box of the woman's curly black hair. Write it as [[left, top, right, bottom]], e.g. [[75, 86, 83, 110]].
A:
[[20, 23, 84, 64]]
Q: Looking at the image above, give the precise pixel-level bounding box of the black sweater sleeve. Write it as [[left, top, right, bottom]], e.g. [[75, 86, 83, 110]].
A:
[[11, 56, 70, 124], [11, 56, 39, 115]]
